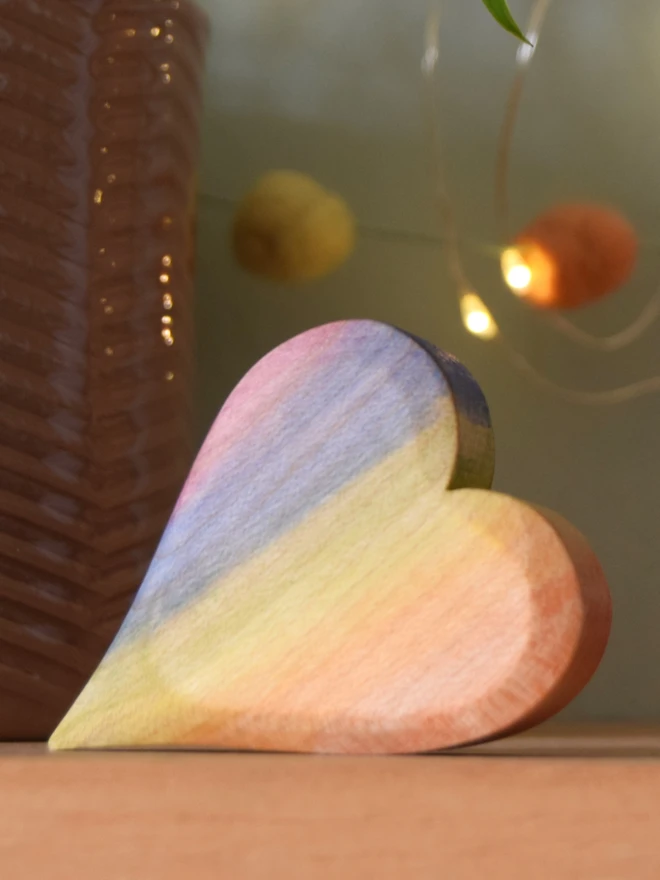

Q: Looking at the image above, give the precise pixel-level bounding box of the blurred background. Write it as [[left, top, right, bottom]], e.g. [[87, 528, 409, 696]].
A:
[[192, 0, 659, 721]]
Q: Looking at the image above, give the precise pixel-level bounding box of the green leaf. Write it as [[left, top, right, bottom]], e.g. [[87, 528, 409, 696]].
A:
[[481, 0, 530, 43]]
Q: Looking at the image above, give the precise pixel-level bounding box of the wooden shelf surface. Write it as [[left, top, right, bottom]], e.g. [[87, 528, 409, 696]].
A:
[[2, 725, 659, 879]]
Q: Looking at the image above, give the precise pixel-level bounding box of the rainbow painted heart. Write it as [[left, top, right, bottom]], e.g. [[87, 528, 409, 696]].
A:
[[51, 321, 611, 754]]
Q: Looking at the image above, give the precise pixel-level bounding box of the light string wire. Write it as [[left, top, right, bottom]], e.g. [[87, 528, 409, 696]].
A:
[[199, 191, 474, 250], [422, 0, 660, 404], [495, 0, 660, 352]]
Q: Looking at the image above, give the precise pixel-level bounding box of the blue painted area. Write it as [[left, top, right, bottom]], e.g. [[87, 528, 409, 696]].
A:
[[405, 333, 492, 431], [112, 322, 456, 647]]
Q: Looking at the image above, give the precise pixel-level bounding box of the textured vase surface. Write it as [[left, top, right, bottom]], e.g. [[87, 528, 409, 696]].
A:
[[0, 0, 207, 738]]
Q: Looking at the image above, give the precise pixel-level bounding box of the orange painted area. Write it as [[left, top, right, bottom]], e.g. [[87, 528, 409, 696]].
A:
[[514, 203, 638, 309]]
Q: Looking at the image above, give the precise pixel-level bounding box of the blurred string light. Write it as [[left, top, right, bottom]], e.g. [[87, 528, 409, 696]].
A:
[[495, 0, 553, 235], [422, 0, 660, 404], [495, 0, 660, 349], [459, 293, 498, 340], [501, 247, 533, 295]]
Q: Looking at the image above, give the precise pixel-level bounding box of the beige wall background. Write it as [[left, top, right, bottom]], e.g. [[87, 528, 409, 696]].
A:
[[192, 0, 660, 720]]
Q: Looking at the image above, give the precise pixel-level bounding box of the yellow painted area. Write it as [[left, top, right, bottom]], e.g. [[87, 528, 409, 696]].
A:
[[50, 424, 520, 751]]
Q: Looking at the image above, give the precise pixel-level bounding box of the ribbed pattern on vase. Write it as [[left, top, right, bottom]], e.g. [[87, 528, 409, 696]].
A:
[[0, 0, 207, 739]]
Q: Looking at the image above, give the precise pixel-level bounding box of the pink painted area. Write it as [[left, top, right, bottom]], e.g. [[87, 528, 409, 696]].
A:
[[177, 322, 352, 509]]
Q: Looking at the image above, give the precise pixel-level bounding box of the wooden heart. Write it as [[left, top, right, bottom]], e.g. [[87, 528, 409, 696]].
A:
[[50, 321, 611, 754]]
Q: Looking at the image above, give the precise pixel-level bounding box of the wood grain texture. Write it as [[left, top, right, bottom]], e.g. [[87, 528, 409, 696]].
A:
[[3, 728, 660, 880], [50, 321, 611, 754]]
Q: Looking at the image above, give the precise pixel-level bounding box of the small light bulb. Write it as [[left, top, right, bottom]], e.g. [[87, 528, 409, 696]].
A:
[[466, 311, 490, 335], [460, 293, 498, 341], [507, 264, 533, 291], [502, 248, 533, 294], [422, 46, 439, 74]]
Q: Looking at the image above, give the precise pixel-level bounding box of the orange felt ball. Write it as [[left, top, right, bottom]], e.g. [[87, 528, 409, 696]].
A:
[[508, 203, 638, 310]]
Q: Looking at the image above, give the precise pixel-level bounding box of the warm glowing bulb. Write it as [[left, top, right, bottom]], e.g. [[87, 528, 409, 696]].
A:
[[466, 311, 490, 335], [507, 264, 532, 291], [460, 293, 498, 340], [502, 248, 532, 294]]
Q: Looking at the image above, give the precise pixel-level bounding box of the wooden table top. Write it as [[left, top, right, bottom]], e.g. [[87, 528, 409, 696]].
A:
[[2, 725, 659, 879]]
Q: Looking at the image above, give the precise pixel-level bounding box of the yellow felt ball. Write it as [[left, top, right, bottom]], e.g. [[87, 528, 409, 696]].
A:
[[232, 171, 356, 283]]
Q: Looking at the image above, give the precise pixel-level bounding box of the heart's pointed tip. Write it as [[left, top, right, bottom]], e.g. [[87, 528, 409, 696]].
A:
[[48, 705, 104, 751], [48, 693, 142, 752], [48, 719, 135, 752], [48, 719, 88, 752]]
